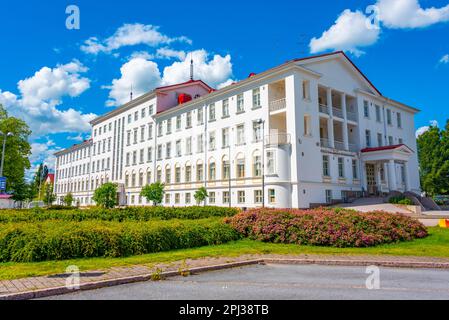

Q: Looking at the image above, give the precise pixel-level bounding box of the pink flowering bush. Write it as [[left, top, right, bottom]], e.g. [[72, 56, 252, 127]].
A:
[[224, 208, 428, 248]]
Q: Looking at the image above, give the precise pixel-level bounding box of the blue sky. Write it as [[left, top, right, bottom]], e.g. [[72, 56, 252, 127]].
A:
[[0, 0, 448, 176]]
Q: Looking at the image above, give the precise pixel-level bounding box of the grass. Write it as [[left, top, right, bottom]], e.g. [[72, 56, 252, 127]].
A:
[[0, 227, 448, 281]]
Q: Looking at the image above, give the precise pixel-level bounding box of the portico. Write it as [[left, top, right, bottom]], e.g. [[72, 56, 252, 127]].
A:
[[360, 145, 414, 195]]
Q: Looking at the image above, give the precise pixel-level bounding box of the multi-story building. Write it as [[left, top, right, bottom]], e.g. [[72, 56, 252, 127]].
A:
[[54, 51, 421, 208]]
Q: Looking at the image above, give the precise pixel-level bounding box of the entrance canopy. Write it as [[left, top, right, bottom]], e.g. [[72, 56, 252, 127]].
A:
[[361, 144, 414, 162]]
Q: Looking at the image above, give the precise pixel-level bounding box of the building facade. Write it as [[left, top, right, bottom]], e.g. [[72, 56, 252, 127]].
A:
[[54, 52, 421, 208]]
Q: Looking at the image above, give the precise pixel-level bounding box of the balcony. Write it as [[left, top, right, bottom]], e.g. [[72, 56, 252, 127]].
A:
[[320, 139, 358, 153], [265, 133, 291, 146], [269, 98, 286, 113], [347, 111, 358, 122], [332, 107, 344, 119], [319, 104, 329, 115], [334, 140, 345, 151], [320, 138, 331, 148]]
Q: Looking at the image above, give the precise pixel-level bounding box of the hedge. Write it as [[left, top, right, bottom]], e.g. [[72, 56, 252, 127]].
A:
[[225, 208, 428, 248], [0, 206, 239, 223], [0, 218, 240, 262]]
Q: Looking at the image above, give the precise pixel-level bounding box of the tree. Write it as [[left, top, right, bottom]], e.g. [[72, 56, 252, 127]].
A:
[[194, 187, 208, 206], [0, 105, 32, 200], [43, 183, 56, 206], [141, 182, 165, 206], [417, 121, 449, 196], [63, 193, 74, 207], [93, 183, 118, 208]]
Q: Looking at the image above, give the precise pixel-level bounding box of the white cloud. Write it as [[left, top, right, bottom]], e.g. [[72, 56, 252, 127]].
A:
[[0, 60, 96, 137], [67, 133, 85, 142], [156, 47, 186, 60], [105, 50, 234, 107], [309, 9, 381, 56], [81, 23, 192, 55], [376, 0, 449, 29], [415, 120, 439, 138], [440, 54, 449, 64]]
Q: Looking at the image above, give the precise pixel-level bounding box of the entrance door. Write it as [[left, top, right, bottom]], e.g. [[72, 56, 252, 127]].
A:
[[366, 164, 377, 195]]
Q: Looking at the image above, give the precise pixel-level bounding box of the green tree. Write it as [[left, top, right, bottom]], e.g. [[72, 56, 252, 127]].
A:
[[43, 183, 56, 206], [93, 183, 118, 208], [140, 182, 165, 206], [417, 121, 449, 196], [0, 105, 32, 200], [63, 193, 74, 207], [194, 187, 208, 206]]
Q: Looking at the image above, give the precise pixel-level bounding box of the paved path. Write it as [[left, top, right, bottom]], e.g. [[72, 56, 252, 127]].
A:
[[41, 264, 449, 300], [337, 198, 412, 214]]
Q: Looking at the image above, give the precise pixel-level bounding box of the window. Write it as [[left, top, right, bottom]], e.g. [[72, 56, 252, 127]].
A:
[[185, 165, 192, 182], [302, 80, 310, 100], [166, 119, 172, 134], [237, 94, 244, 113], [157, 168, 162, 182], [134, 111, 139, 121], [364, 101, 370, 118], [176, 116, 182, 130], [209, 131, 216, 151], [253, 121, 262, 142], [126, 153, 130, 166], [140, 127, 145, 142], [236, 158, 245, 178], [322, 155, 330, 177], [158, 123, 163, 137], [267, 151, 276, 175], [165, 167, 171, 184], [352, 159, 358, 179], [132, 151, 137, 165], [128, 114, 132, 124], [149, 105, 154, 115], [375, 105, 381, 122], [338, 157, 345, 178], [133, 129, 138, 144], [387, 109, 392, 125], [222, 128, 230, 148], [166, 142, 172, 159], [223, 192, 230, 204], [147, 171, 152, 185], [397, 112, 402, 128], [141, 108, 146, 118], [147, 147, 153, 163], [157, 145, 163, 160], [388, 136, 394, 145], [131, 173, 136, 187], [175, 166, 181, 183], [196, 164, 204, 182], [125, 174, 129, 187], [268, 189, 276, 204], [222, 159, 230, 180], [253, 155, 262, 177], [148, 123, 153, 140], [365, 130, 371, 147], [253, 88, 261, 108], [304, 115, 311, 136], [126, 131, 131, 146], [175, 193, 180, 204], [254, 190, 263, 204], [236, 124, 245, 145], [186, 137, 192, 155], [139, 172, 144, 186], [377, 133, 383, 147], [398, 138, 404, 144], [209, 103, 216, 121], [325, 190, 332, 204], [238, 191, 246, 204], [139, 149, 144, 164], [209, 192, 216, 204], [165, 193, 170, 204], [222, 99, 229, 118], [186, 111, 192, 128], [176, 140, 182, 157], [209, 162, 216, 181], [197, 108, 204, 125], [197, 134, 204, 153], [185, 193, 191, 204]]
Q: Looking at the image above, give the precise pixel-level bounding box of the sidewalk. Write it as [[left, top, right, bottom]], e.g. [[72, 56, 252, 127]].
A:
[[2, 254, 449, 300]]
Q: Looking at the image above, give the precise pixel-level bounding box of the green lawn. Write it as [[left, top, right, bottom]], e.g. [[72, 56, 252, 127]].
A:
[[0, 227, 448, 281]]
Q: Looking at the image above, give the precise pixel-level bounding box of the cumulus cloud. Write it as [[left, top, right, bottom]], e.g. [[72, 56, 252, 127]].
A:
[[156, 47, 186, 60], [309, 9, 381, 56], [105, 50, 234, 107], [416, 120, 439, 138], [440, 54, 449, 64], [0, 60, 96, 137], [376, 0, 449, 29], [81, 23, 192, 55]]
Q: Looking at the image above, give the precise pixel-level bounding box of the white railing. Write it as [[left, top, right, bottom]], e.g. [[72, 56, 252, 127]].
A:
[[347, 111, 358, 122], [348, 143, 358, 152], [332, 107, 344, 119], [334, 140, 346, 151], [265, 133, 291, 146], [319, 104, 329, 115], [269, 98, 286, 112], [320, 138, 331, 148]]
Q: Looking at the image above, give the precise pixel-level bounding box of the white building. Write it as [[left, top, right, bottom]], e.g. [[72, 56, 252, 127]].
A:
[[54, 51, 421, 208]]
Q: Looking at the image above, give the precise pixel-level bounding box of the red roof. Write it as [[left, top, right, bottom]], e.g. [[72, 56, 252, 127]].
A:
[[361, 144, 406, 153], [46, 173, 55, 183], [155, 79, 214, 93], [0, 194, 13, 199]]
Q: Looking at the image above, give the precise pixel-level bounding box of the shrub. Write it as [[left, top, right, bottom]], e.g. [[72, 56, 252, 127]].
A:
[[0, 218, 240, 262], [389, 196, 412, 205], [398, 199, 413, 205], [93, 183, 118, 209], [224, 208, 428, 248], [0, 206, 240, 223]]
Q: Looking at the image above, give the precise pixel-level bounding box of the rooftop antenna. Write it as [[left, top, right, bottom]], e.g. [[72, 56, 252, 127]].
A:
[[190, 53, 194, 81], [130, 83, 133, 101]]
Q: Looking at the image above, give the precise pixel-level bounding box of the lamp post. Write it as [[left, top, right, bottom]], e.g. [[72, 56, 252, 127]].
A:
[[257, 119, 266, 208], [0, 131, 13, 178]]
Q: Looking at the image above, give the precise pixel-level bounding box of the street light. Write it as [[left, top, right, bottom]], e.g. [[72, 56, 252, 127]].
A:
[[256, 119, 266, 208], [0, 131, 13, 177]]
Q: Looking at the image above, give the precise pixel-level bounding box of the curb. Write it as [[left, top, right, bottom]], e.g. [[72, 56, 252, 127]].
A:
[[2, 257, 449, 300]]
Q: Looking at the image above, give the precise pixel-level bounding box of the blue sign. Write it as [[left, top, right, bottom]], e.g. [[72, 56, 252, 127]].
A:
[[0, 177, 6, 191]]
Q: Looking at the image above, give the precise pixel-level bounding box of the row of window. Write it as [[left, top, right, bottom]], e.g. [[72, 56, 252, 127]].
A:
[[322, 156, 359, 180], [363, 101, 402, 128], [365, 130, 404, 148], [57, 157, 111, 180]]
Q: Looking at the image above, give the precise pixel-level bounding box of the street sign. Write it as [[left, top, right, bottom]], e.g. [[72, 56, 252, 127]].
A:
[[0, 177, 6, 192]]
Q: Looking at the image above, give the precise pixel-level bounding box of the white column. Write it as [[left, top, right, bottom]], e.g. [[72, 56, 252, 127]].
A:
[[342, 93, 349, 150], [375, 163, 382, 192], [327, 88, 335, 148], [404, 162, 411, 192], [388, 160, 397, 191]]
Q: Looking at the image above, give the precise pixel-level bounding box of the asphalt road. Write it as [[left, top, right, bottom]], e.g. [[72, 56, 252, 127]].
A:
[[42, 264, 449, 300]]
